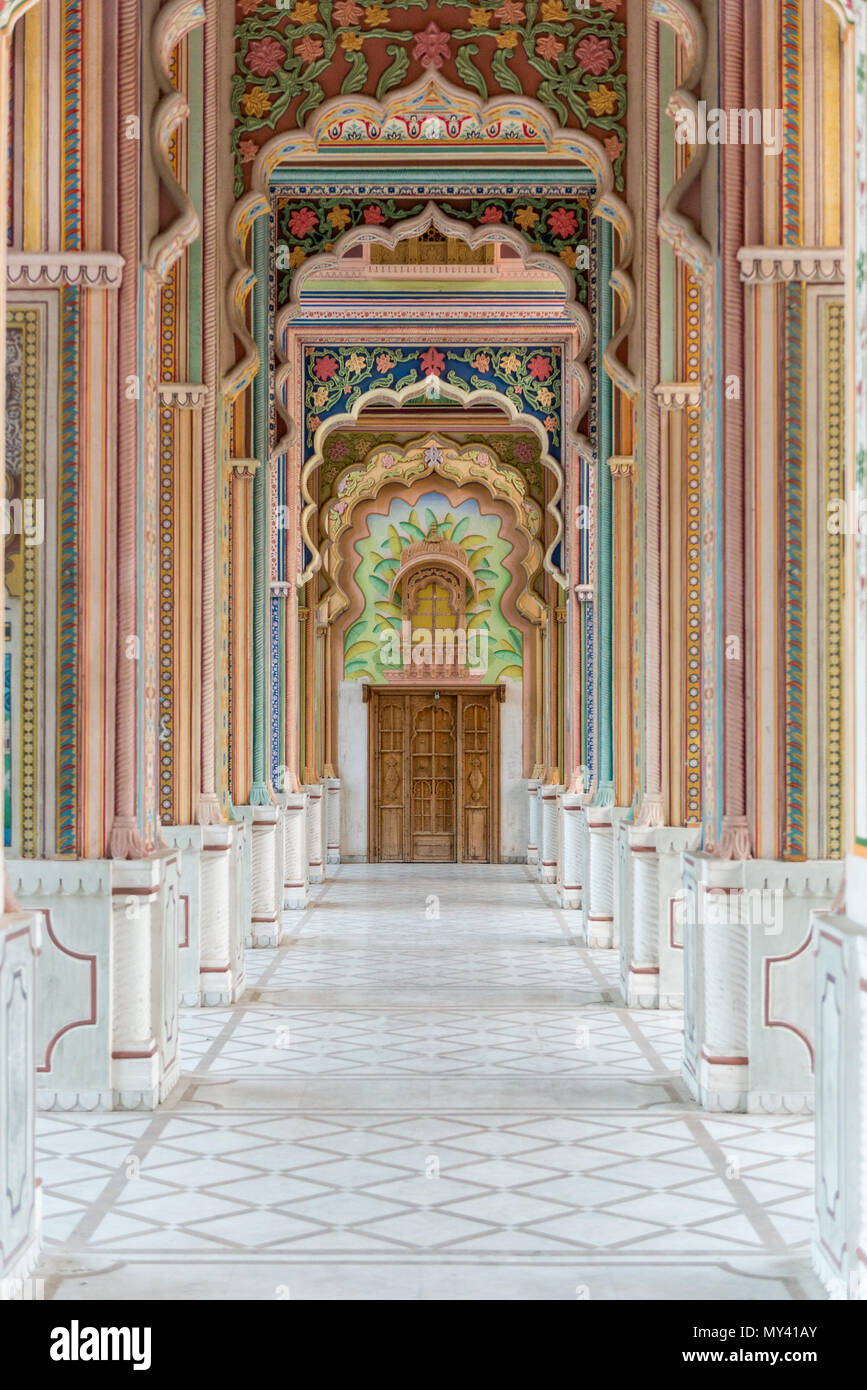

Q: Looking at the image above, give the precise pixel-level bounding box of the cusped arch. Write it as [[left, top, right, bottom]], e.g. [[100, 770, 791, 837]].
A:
[[223, 72, 636, 411], [288, 200, 589, 333], [306, 398, 562, 590], [319, 435, 546, 627]]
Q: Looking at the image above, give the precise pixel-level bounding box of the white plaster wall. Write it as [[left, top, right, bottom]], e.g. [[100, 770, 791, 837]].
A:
[[339, 680, 368, 860], [500, 678, 525, 861]]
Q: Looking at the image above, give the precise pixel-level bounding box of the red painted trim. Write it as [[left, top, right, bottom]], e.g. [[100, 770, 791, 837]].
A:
[[764, 929, 815, 1070], [111, 1045, 157, 1059], [819, 1234, 844, 1272], [200, 964, 230, 973], [36, 910, 98, 1075], [111, 884, 159, 897], [700, 1049, 748, 1065], [202, 844, 231, 852], [179, 894, 190, 950], [669, 896, 684, 950]]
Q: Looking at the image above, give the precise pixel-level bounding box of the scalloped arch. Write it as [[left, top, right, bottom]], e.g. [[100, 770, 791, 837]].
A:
[[303, 386, 564, 592], [320, 435, 546, 628], [223, 73, 636, 409]]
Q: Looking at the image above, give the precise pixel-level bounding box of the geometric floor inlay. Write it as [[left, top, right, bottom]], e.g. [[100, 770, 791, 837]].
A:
[[34, 864, 824, 1300]]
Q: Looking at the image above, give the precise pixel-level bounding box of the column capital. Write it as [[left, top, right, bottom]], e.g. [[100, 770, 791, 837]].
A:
[[608, 455, 634, 477], [227, 457, 260, 480], [655, 382, 701, 410], [737, 246, 844, 285], [158, 382, 209, 410]]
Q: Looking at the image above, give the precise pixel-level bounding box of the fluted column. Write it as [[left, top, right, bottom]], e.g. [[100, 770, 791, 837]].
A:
[[538, 783, 562, 885], [585, 806, 615, 948], [281, 791, 308, 909], [246, 805, 282, 947], [558, 792, 584, 910], [305, 784, 325, 884], [526, 776, 541, 864], [324, 777, 341, 865]]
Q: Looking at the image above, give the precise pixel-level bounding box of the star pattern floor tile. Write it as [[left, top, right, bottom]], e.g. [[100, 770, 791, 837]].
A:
[[33, 864, 824, 1301]]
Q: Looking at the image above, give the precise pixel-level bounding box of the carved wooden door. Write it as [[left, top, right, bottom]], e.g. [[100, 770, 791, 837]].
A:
[[459, 696, 494, 863], [410, 693, 457, 862], [373, 694, 408, 862], [369, 690, 499, 863]]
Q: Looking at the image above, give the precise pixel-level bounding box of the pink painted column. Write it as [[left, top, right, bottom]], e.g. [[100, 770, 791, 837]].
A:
[[717, 0, 751, 859], [637, 13, 664, 828], [197, 0, 223, 825], [109, 0, 145, 858]]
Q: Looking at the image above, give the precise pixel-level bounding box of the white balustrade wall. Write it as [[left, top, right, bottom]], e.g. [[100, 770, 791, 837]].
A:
[[0, 911, 41, 1290], [681, 852, 842, 1113]]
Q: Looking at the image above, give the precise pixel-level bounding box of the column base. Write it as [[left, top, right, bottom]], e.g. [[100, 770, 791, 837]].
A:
[[280, 791, 309, 909], [526, 778, 541, 866], [161, 822, 246, 1006], [537, 783, 564, 885], [0, 912, 41, 1289], [619, 824, 701, 1009], [237, 804, 285, 948], [681, 852, 842, 1113], [583, 805, 629, 949], [324, 777, 341, 865], [8, 853, 182, 1111], [304, 785, 325, 885], [812, 900, 867, 1299], [558, 791, 585, 910]]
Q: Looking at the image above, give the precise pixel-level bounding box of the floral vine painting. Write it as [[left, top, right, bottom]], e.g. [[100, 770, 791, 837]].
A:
[[233, 0, 627, 195]]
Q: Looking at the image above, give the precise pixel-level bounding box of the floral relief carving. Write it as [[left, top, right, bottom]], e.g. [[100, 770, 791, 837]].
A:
[[233, 1, 627, 195]]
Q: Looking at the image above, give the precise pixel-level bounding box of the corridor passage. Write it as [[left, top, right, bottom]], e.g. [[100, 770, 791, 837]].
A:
[[35, 867, 822, 1301]]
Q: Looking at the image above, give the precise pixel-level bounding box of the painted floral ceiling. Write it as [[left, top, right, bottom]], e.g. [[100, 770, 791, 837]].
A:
[[233, 0, 627, 196]]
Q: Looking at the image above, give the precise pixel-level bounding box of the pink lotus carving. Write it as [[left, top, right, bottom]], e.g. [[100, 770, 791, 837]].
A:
[[528, 355, 553, 381], [288, 206, 318, 237], [413, 22, 451, 71], [246, 37, 286, 78], [575, 35, 614, 76], [313, 355, 338, 381], [420, 347, 446, 377], [547, 207, 577, 238]]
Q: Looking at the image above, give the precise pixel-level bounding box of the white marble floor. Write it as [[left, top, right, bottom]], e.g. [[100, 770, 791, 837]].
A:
[[34, 865, 824, 1300]]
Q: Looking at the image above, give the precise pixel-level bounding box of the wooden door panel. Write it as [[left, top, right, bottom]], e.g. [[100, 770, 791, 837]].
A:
[[376, 696, 408, 862], [410, 694, 456, 861], [460, 697, 492, 863], [370, 690, 499, 864]]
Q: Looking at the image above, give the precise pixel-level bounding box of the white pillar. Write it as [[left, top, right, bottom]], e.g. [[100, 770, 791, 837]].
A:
[[110, 849, 181, 1109], [538, 783, 563, 885], [281, 791, 308, 909], [199, 824, 239, 1004], [324, 777, 341, 865], [558, 792, 584, 910], [584, 806, 615, 947], [812, 911, 867, 1299], [682, 852, 842, 1111], [163, 822, 246, 1005], [527, 777, 541, 864], [0, 910, 41, 1291], [242, 805, 283, 948], [305, 784, 325, 884]]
